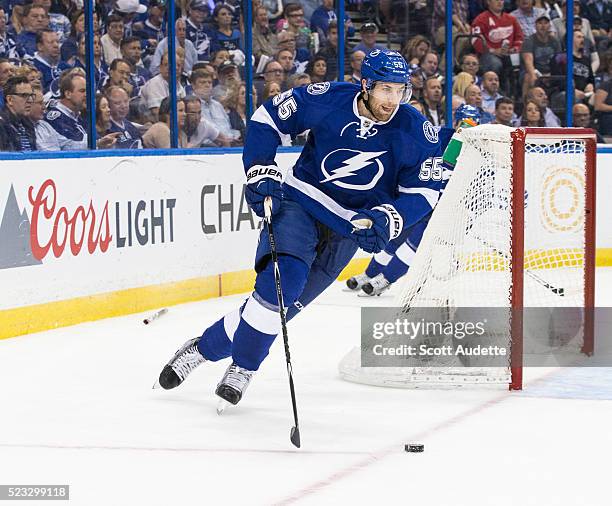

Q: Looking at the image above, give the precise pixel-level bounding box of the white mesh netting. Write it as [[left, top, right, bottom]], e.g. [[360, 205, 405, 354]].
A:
[[339, 125, 589, 388]]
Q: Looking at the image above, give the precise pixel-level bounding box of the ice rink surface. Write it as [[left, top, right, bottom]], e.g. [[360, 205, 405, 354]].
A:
[[1, 269, 612, 506]]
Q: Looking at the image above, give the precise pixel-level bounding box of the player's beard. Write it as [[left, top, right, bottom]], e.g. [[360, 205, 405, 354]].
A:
[[360, 93, 397, 123]]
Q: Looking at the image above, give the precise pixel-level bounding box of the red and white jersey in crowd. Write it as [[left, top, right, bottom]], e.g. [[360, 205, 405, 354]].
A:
[[471, 11, 524, 53]]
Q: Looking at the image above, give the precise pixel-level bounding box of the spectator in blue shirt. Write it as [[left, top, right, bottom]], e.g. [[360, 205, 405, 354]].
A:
[[106, 85, 143, 149], [186, 0, 215, 61], [211, 4, 242, 53], [310, 0, 354, 43], [16, 4, 48, 58], [32, 29, 62, 92]]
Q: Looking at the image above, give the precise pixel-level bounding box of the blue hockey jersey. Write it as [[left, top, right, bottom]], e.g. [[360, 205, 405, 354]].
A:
[[244, 81, 453, 238]]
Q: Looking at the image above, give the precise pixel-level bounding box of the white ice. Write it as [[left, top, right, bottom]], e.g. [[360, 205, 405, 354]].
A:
[[1, 269, 612, 506]]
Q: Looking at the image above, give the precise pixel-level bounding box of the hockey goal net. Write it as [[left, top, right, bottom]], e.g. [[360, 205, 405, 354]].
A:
[[339, 125, 597, 390]]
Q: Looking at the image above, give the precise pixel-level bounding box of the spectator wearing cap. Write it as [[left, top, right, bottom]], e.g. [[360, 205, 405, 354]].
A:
[[113, 0, 148, 37], [142, 96, 187, 148], [348, 50, 365, 84], [581, 0, 611, 38], [132, 0, 166, 50], [32, 0, 70, 44], [481, 71, 503, 115], [101, 14, 125, 66], [464, 84, 494, 123], [315, 20, 351, 81], [0, 8, 18, 60], [16, 4, 49, 59], [140, 48, 187, 119], [493, 96, 515, 126], [186, 0, 214, 62], [32, 29, 62, 93], [310, 0, 354, 44], [121, 36, 151, 95], [183, 94, 231, 148], [0, 75, 36, 151], [511, 0, 557, 38], [189, 69, 233, 143], [212, 60, 240, 103], [253, 5, 278, 61], [106, 85, 143, 149], [471, 0, 524, 92], [150, 19, 197, 76], [520, 13, 560, 96], [553, 1, 595, 49], [353, 22, 386, 54], [211, 4, 243, 54]]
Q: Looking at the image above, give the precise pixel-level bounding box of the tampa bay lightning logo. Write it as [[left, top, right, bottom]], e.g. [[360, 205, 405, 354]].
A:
[[320, 149, 386, 190], [307, 82, 330, 95], [422, 121, 439, 143]]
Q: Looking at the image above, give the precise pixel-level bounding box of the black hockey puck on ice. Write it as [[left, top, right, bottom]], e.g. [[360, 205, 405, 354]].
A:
[[404, 443, 424, 453]]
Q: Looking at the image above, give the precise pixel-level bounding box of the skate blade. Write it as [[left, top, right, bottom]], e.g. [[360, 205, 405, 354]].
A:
[[216, 399, 229, 415], [152, 380, 161, 389]]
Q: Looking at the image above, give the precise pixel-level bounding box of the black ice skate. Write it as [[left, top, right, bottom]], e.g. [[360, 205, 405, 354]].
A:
[[362, 273, 392, 296], [155, 337, 206, 390], [215, 362, 255, 405], [346, 273, 371, 291]]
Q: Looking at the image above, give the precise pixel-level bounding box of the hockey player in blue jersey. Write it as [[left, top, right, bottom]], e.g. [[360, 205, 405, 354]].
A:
[[346, 104, 482, 296], [155, 50, 454, 406]]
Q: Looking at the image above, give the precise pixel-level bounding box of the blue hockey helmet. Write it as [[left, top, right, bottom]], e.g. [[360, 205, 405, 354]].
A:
[[454, 104, 481, 127], [361, 49, 412, 103]]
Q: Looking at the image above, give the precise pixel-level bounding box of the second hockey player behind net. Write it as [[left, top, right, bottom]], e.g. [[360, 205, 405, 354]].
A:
[[155, 50, 453, 407]]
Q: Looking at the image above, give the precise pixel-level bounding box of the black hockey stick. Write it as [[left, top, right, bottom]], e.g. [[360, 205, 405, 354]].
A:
[[264, 197, 301, 448], [473, 235, 565, 296]]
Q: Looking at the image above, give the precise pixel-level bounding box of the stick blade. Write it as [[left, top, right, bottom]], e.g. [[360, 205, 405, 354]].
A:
[[290, 426, 301, 448]]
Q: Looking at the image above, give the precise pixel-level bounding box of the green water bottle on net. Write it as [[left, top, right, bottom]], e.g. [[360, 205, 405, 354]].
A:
[[443, 104, 481, 168]]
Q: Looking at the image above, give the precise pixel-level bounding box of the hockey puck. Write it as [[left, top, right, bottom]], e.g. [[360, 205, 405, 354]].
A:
[[404, 443, 424, 453]]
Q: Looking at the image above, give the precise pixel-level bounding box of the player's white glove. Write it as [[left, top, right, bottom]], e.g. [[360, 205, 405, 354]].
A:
[[245, 164, 284, 217], [351, 204, 403, 253]]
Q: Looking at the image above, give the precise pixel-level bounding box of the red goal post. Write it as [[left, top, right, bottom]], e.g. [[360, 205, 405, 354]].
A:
[[509, 127, 597, 390]]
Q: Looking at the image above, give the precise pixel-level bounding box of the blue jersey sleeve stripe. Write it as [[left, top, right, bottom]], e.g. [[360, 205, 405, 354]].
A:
[[397, 186, 440, 208], [251, 105, 291, 145]]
